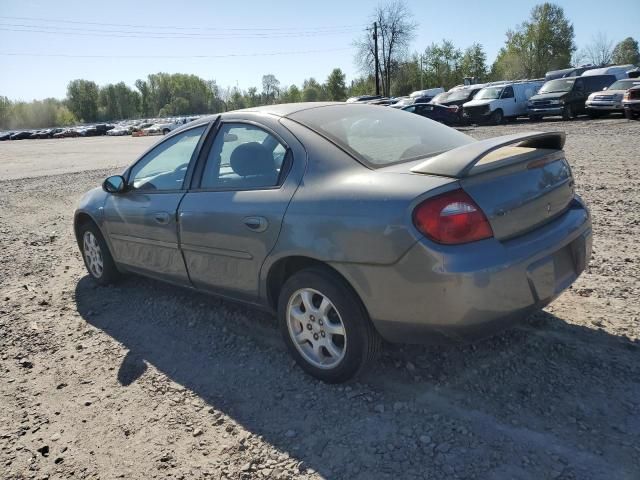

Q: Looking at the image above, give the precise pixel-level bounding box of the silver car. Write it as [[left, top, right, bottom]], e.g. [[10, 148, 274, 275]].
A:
[[586, 78, 640, 117], [74, 103, 592, 382]]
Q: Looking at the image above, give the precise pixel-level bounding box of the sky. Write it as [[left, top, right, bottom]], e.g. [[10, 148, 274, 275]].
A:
[[1, 0, 639, 100]]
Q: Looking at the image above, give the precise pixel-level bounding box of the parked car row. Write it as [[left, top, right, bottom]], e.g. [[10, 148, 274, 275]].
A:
[[0, 116, 201, 142], [387, 64, 639, 125]]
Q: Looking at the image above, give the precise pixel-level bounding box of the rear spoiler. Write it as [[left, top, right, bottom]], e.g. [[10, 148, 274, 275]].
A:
[[410, 131, 566, 178]]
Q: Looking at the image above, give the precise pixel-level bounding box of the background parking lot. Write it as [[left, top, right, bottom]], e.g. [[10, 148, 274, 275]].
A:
[[1, 118, 639, 480]]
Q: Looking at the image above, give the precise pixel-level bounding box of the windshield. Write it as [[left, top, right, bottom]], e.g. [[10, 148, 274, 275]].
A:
[[539, 79, 575, 94], [475, 87, 503, 100], [608, 79, 640, 90], [289, 104, 474, 167]]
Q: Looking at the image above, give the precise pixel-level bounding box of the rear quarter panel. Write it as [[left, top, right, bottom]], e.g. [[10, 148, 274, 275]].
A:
[[261, 118, 456, 288]]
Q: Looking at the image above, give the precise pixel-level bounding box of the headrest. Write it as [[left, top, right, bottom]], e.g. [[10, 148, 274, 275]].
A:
[[230, 142, 275, 177]]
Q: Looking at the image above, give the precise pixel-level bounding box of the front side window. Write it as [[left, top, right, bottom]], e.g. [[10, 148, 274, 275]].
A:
[[501, 86, 514, 99], [129, 125, 206, 191], [201, 123, 288, 190]]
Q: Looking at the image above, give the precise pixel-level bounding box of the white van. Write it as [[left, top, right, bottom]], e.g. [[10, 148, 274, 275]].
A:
[[582, 65, 634, 80], [462, 81, 544, 124]]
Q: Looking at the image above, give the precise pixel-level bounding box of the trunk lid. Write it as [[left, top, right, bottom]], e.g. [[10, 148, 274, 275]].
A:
[[410, 132, 575, 240]]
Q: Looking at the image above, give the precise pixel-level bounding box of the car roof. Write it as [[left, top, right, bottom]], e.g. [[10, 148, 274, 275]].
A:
[[235, 102, 344, 117]]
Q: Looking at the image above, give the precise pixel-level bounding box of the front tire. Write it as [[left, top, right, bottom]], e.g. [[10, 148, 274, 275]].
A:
[[278, 267, 380, 383], [79, 222, 120, 285], [562, 104, 574, 120], [490, 109, 503, 125]]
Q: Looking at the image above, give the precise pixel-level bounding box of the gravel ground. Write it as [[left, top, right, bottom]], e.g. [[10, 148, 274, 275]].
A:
[[1, 117, 639, 480]]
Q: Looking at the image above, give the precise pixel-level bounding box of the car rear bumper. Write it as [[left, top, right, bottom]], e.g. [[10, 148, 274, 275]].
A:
[[333, 197, 592, 344], [528, 106, 563, 116]]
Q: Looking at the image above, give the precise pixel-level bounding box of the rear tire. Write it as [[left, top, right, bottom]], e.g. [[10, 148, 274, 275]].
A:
[[278, 267, 381, 383], [79, 222, 120, 285], [625, 109, 638, 120], [162, 128, 170, 135]]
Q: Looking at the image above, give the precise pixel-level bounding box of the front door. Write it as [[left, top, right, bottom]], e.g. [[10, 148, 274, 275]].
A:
[[103, 124, 208, 284], [179, 121, 302, 302], [500, 85, 517, 116]]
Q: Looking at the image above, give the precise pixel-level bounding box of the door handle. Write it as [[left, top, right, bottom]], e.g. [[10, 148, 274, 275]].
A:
[[243, 216, 268, 232], [153, 212, 171, 225]]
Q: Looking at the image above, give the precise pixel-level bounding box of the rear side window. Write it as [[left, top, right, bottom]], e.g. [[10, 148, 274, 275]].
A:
[[290, 104, 473, 168], [200, 123, 288, 190]]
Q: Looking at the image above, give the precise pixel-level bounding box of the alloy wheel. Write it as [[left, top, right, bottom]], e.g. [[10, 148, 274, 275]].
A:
[[286, 288, 347, 369], [83, 231, 104, 278]]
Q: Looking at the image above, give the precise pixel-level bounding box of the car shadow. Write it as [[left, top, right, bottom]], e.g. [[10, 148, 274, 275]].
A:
[[74, 274, 640, 479]]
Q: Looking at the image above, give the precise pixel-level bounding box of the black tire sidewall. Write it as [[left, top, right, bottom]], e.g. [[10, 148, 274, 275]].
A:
[[79, 222, 119, 285], [492, 109, 503, 125], [278, 268, 372, 383]]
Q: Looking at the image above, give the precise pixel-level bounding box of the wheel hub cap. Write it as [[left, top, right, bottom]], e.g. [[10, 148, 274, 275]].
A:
[[286, 288, 347, 369]]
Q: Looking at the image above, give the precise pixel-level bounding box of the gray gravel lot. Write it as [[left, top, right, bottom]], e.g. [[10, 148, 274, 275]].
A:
[[1, 117, 639, 480]]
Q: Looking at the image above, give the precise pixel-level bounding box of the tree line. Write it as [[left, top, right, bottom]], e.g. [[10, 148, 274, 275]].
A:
[[1, 2, 638, 130]]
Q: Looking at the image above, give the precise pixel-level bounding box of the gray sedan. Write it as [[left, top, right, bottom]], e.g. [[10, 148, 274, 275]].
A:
[[74, 103, 592, 382]]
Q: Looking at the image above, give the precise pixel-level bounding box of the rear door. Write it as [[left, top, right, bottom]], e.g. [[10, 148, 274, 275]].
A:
[[178, 118, 305, 302], [103, 124, 208, 284]]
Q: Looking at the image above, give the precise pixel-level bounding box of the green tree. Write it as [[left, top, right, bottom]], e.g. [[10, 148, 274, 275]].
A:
[[612, 37, 640, 65], [0, 96, 10, 129], [262, 74, 280, 104], [325, 68, 347, 100], [99, 82, 140, 120], [245, 87, 260, 107], [392, 58, 421, 95], [302, 78, 326, 102], [66, 79, 99, 122], [492, 3, 575, 79], [135, 79, 152, 116], [422, 40, 463, 89], [285, 85, 302, 103], [348, 76, 376, 97], [460, 43, 488, 81]]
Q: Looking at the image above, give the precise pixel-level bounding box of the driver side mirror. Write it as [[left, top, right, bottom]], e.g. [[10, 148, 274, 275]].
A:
[[102, 175, 126, 193]]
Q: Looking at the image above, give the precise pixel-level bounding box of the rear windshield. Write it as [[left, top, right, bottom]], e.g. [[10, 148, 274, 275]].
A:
[[289, 104, 473, 167], [539, 79, 575, 93]]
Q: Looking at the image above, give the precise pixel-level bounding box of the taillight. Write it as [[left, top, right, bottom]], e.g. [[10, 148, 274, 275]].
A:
[[413, 189, 493, 244]]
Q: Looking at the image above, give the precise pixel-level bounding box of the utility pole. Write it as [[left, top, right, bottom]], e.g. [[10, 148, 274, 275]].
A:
[[373, 22, 380, 96], [420, 55, 423, 90]]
